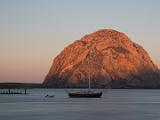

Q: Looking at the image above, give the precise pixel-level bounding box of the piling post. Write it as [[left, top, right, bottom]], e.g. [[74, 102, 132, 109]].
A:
[[24, 88, 27, 95], [8, 88, 11, 94]]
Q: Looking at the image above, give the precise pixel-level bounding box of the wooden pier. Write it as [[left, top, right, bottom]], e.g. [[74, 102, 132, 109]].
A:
[[0, 88, 28, 95]]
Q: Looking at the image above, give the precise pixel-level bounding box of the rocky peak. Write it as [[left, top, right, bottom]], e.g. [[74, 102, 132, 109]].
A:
[[43, 29, 160, 88]]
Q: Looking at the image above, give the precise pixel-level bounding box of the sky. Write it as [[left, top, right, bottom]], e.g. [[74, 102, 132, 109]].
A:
[[0, 0, 160, 83]]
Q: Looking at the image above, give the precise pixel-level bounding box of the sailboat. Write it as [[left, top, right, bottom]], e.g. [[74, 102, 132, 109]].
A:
[[68, 49, 103, 98]]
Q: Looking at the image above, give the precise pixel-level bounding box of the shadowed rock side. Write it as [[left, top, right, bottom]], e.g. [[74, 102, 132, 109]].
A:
[[43, 29, 160, 88]]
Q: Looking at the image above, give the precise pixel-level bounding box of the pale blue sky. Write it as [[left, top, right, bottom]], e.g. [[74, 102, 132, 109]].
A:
[[0, 0, 160, 83]]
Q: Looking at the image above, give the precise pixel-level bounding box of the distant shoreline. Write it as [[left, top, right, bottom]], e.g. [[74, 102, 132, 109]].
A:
[[0, 83, 42, 89], [1, 82, 160, 89]]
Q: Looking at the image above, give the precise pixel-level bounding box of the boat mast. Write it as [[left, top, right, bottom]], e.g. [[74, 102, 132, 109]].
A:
[[88, 49, 91, 91]]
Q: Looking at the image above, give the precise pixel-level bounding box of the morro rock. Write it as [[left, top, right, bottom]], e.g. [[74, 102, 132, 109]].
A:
[[43, 29, 160, 88]]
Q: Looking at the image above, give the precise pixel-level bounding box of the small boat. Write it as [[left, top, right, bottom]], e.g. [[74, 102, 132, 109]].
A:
[[68, 49, 103, 98], [45, 94, 54, 98]]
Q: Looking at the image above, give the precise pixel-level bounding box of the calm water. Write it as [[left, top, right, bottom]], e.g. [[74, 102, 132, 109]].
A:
[[0, 89, 160, 120]]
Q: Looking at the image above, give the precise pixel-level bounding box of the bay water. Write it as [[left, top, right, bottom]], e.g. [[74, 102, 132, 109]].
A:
[[0, 89, 160, 120]]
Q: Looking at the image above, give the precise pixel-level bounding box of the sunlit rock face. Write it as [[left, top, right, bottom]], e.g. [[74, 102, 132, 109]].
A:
[[43, 29, 160, 88]]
